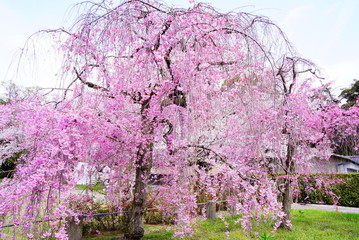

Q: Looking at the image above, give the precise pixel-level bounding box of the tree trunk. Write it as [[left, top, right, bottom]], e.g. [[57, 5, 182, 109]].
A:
[[127, 100, 154, 240], [281, 176, 293, 230], [126, 141, 153, 240], [280, 140, 295, 230]]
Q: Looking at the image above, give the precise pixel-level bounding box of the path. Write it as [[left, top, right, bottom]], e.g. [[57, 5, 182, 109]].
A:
[[292, 203, 359, 214]]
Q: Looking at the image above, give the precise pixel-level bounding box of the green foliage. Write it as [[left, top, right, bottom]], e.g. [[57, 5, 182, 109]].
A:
[[296, 173, 359, 207], [144, 210, 175, 225], [259, 232, 275, 240], [0, 151, 22, 178], [75, 183, 104, 192], [297, 210, 305, 218], [334, 174, 359, 207], [83, 202, 130, 236], [340, 79, 359, 109]]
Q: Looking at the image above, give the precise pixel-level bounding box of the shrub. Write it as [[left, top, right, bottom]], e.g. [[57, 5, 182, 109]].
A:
[[83, 202, 130, 235], [296, 173, 359, 207], [334, 173, 359, 207]]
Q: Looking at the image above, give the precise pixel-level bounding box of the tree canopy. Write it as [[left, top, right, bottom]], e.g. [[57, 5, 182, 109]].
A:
[[340, 79, 359, 109], [0, 1, 358, 239]]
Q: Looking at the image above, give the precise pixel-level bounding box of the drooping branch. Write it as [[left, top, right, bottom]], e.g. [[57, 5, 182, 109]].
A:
[[160, 119, 173, 146], [73, 67, 109, 91], [169, 144, 254, 182]]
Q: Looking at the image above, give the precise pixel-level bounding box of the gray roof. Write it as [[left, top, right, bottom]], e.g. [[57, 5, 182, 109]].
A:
[[348, 156, 359, 165], [332, 154, 359, 165]]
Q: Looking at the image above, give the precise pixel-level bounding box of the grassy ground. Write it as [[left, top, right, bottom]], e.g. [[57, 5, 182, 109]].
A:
[[75, 183, 104, 191], [84, 209, 359, 240]]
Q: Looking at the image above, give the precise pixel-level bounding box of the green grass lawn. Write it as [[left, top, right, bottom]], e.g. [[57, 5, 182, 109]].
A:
[[84, 209, 359, 240], [273, 209, 359, 240], [75, 183, 104, 191]]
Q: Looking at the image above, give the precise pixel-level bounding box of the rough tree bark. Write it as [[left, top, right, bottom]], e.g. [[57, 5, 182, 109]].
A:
[[280, 139, 295, 230], [127, 100, 154, 240], [127, 145, 153, 239], [277, 61, 297, 230]]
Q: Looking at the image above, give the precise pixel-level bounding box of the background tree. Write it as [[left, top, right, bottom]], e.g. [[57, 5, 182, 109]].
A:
[[0, 83, 26, 178], [340, 79, 358, 109], [324, 79, 359, 156]]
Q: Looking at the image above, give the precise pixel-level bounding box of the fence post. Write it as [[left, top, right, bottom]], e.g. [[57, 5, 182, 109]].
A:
[[206, 201, 216, 220], [67, 217, 83, 240]]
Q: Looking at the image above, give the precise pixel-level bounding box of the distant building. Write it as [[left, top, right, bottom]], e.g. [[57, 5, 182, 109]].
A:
[[330, 154, 359, 173], [268, 153, 359, 174]]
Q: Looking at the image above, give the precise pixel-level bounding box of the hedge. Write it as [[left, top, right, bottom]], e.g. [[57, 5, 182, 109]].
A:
[[296, 173, 359, 207]]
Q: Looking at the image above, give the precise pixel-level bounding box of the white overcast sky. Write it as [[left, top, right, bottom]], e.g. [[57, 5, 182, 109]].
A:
[[0, 0, 358, 97]]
